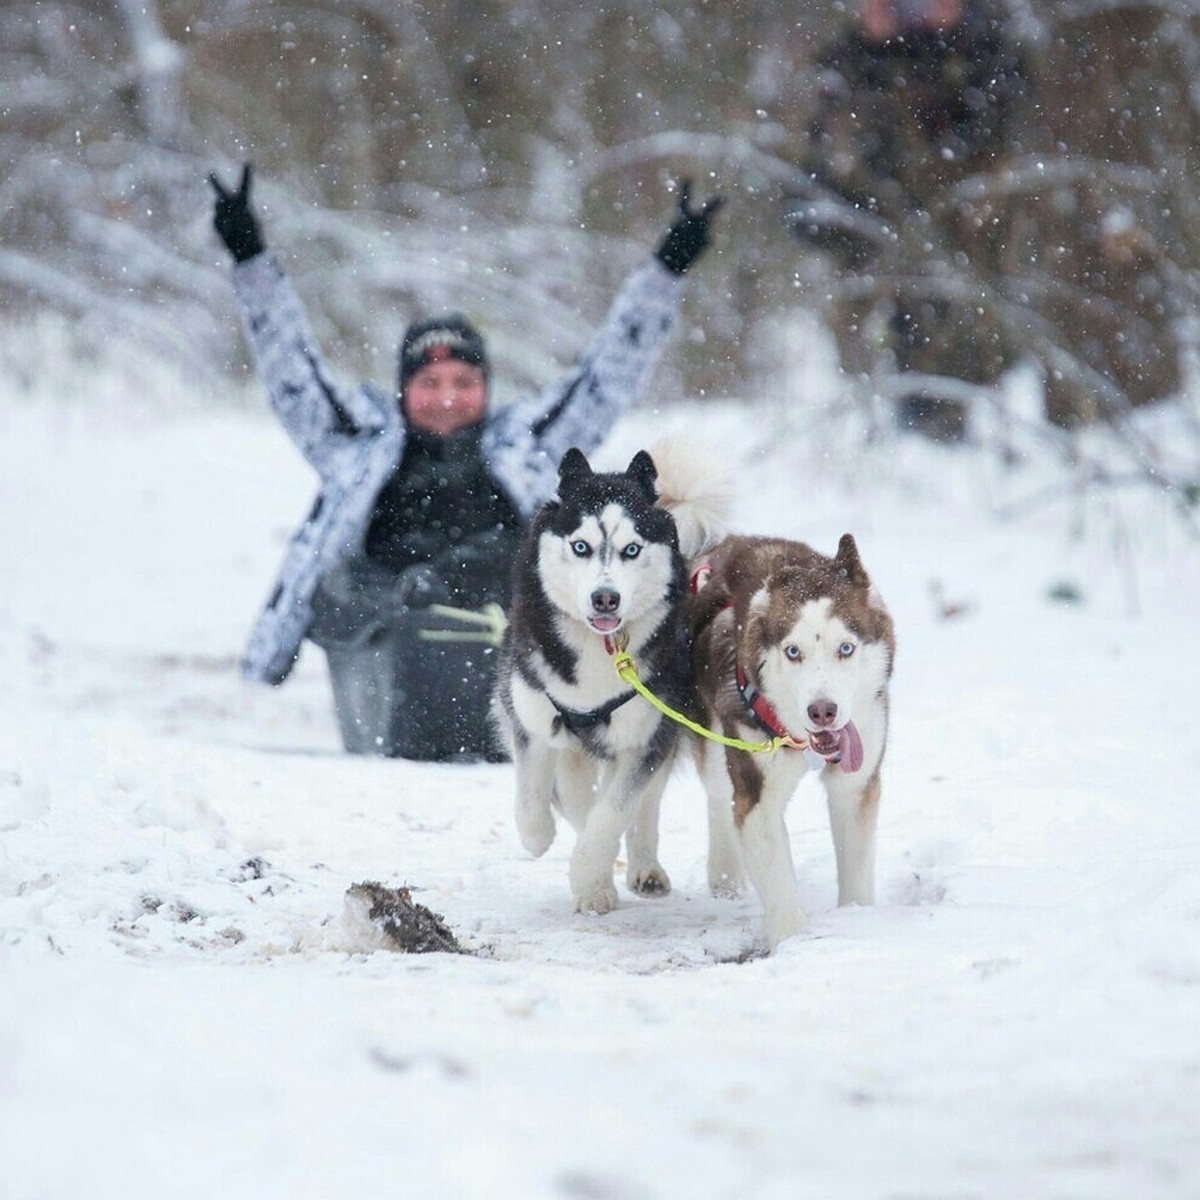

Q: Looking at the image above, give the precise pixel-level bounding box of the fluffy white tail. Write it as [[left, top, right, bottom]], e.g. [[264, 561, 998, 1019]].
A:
[[650, 437, 735, 562]]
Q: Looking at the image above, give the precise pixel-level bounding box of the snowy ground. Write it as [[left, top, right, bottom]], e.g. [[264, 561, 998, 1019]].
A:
[[2, 353, 1200, 1200]]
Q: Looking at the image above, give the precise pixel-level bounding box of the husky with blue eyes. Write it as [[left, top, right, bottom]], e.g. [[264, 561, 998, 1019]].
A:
[[688, 534, 896, 952], [493, 442, 730, 916]]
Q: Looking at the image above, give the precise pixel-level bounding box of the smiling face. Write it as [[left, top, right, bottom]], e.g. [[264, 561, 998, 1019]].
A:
[[402, 357, 488, 436]]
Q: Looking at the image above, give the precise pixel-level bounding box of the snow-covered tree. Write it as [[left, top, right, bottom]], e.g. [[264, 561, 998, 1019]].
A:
[[2, 0, 1199, 479]]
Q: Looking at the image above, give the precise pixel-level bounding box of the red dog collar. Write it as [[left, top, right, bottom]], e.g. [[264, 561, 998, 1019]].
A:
[[734, 662, 806, 750]]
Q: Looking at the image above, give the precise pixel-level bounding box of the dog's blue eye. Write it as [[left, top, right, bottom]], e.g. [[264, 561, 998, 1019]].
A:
[[838, 641, 856, 658], [571, 540, 591, 557], [784, 644, 802, 662], [622, 543, 641, 560]]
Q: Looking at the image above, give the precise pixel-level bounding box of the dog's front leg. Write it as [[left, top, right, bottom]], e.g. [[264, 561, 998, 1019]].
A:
[[624, 763, 672, 897], [824, 766, 881, 907], [569, 755, 639, 914], [731, 754, 808, 951], [513, 737, 558, 857], [699, 742, 745, 897], [553, 746, 601, 834]]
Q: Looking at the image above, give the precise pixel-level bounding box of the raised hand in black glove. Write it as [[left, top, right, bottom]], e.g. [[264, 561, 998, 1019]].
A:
[[654, 181, 725, 275], [208, 163, 265, 263]]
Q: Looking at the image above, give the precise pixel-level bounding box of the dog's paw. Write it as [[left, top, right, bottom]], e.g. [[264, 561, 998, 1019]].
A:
[[515, 804, 556, 858], [518, 821, 555, 857], [573, 881, 619, 916], [708, 868, 745, 899], [764, 908, 810, 952], [627, 863, 671, 897]]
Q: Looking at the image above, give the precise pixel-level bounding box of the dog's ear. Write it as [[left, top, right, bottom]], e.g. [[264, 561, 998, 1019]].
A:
[[835, 533, 870, 587], [558, 447, 592, 491], [625, 449, 659, 501]]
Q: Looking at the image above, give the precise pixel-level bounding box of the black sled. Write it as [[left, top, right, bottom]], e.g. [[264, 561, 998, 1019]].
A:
[[308, 560, 508, 762]]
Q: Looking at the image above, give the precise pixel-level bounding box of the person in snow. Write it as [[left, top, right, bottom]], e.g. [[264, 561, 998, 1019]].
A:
[[786, 0, 1028, 441], [209, 163, 723, 762]]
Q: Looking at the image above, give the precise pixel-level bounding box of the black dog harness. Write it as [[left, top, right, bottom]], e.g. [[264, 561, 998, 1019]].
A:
[[549, 689, 638, 736], [549, 691, 643, 734]]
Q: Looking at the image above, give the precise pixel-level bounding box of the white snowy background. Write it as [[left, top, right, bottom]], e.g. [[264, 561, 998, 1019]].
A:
[[2, 322, 1199, 1199]]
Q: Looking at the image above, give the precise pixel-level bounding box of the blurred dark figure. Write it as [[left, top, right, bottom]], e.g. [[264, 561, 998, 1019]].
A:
[[789, 0, 1191, 437], [1027, 3, 1186, 427], [789, 0, 1028, 442]]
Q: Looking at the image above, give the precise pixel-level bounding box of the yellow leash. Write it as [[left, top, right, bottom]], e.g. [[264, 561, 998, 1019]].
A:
[[612, 651, 803, 755], [415, 601, 799, 755]]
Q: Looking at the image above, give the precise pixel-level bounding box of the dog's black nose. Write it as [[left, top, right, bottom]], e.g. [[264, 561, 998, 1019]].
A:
[[591, 587, 621, 614], [807, 699, 838, 729]]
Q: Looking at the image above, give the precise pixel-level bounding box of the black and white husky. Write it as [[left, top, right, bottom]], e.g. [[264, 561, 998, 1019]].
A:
[[493, 442, 730, 915]]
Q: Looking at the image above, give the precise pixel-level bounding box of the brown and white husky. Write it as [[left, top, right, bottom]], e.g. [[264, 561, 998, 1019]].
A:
[[688, 533, 896, 951]]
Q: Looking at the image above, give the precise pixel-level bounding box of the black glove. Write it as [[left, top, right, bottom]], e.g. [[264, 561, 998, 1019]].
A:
[[208, 163, 265, 263], [654, 181, 725, 275], [431, 528, 515, 610], [393, 563, 451, 609]]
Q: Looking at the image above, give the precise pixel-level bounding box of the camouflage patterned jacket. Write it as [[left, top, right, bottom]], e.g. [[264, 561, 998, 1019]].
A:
[[232, 253, 686, 684]]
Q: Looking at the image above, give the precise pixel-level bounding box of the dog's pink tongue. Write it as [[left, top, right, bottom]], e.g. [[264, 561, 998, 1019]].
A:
[[838, 721, 864, 773], [591, 615, 622, 634]]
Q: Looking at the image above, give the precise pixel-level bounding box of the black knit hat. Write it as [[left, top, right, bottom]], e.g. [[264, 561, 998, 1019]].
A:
[[398, 314, 490, 395]]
